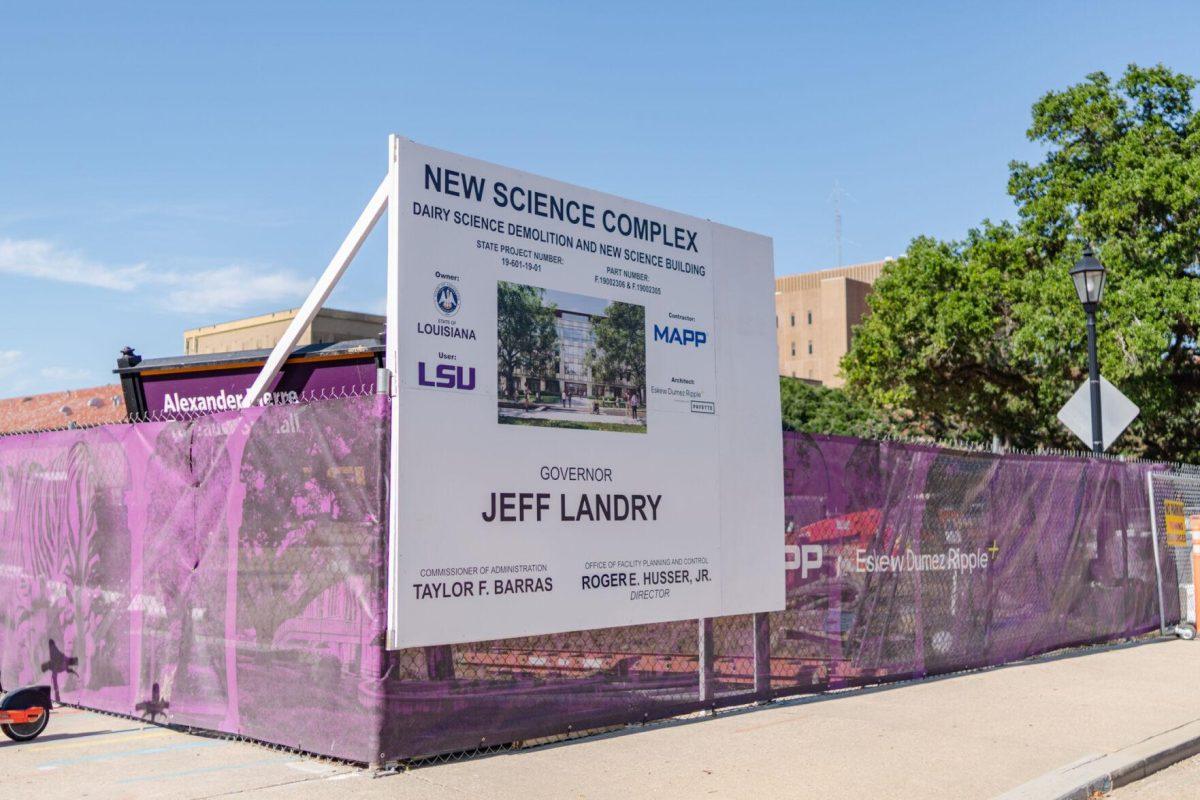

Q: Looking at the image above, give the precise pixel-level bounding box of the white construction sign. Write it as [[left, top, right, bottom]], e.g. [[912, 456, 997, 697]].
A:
[[385, 138, 783, 648]]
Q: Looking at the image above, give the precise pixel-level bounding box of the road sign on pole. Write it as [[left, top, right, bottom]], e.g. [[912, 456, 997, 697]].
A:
[[1056, 375, 1138, 452]]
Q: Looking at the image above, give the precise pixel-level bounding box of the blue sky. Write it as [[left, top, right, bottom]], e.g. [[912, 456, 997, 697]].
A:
[[2, 1, 1199, 395]]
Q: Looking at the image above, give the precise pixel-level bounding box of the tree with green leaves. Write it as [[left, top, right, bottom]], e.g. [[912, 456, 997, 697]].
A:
[[588, 301, 646, 400], [496, 282, 558, 399], [779, 377, 891, 438], [843, 64, 1200, 460]]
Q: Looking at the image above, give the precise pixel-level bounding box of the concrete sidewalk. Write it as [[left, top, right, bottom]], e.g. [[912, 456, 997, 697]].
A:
[[4, 638, 1197, 799]]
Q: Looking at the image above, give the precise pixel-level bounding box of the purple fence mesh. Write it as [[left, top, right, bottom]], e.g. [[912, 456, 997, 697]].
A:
[[0, 404, 1178, 763], [774, 433, 1173, 691], [0, 395, 387, 761], [375, 433, 1174, 758]]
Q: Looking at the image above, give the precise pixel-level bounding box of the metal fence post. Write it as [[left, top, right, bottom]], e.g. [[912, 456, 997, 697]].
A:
[[425, 645, 455, 680], [699, 617, 715, 704], [753, 612, 770, 699], [1147, 471, 1168, 635]]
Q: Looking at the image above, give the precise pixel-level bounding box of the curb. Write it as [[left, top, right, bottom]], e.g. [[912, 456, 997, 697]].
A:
[[993, 719, 1200, 799]]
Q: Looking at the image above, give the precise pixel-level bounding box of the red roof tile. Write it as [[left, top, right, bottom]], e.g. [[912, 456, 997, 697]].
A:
[[0, 384, 127, 434]]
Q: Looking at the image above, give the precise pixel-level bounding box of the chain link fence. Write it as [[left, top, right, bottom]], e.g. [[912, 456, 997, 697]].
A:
[[0, 390, 389, 761], [376, 432, 1180, 761], [0, 395, 1188, 765], [1147, 471, 1199, 636]]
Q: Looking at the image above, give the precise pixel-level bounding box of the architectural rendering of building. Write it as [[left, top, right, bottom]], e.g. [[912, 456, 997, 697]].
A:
[[496, 284, 645, 408], [775, 259, 891, 386], [554, 308, 599, 399], [500, 307, 619, 399], [496, 284, 648, 434]]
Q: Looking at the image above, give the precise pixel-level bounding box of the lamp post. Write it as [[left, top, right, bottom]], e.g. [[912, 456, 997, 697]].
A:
[[1069, 245, 1107, 454]]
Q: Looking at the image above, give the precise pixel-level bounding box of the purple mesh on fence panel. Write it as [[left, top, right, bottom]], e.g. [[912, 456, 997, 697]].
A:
[[0, 395, 387, 762], [0, 409, 1177, 764], [772, 433, 1173, 693], [373, 433, 1174, 760], [376, 620, 704, 758]]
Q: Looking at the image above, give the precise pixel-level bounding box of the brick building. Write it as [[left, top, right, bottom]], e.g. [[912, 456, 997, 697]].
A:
[[183, 308, 385, 355], [775, 259, 891, 386], [2, 307, 388, 434]]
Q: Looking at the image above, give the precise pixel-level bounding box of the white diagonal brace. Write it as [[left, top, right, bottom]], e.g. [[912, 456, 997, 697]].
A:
[[243, 176, 389, 407]]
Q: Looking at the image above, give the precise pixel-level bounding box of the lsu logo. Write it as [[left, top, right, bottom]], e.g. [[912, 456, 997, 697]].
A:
[[417, 362, 476, 390], [434, 282, 460, 316], [653, 324, 707, 347]]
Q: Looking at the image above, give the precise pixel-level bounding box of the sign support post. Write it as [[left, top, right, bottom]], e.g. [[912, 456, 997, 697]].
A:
[[699, 618, 715, 704], [242, 139, 404, 645], [243, 177, 388, 407], [753, 612, 770, 699], [385, 135, 403, 648]]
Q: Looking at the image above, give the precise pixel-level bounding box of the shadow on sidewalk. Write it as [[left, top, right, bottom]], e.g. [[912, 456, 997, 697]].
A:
[[0, 725, 147, 748], [393, 635, 1178, 771]]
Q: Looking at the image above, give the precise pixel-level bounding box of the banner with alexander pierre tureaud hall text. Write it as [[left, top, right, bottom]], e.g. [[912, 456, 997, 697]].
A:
[[386, 138, 783, 648]]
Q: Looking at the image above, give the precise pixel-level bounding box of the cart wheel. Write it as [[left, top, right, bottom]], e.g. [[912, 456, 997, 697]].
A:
[[1178, 623, 1197, 641], [1, 707, 49, 742]]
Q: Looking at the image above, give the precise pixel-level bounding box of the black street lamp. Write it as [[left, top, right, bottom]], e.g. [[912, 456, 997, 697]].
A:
[[1070, 245, 1107, 453]]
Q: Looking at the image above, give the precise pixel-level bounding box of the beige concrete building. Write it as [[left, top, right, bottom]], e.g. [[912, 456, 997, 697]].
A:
[[183, 308, 385, 355], [775, 260, 891, 386]]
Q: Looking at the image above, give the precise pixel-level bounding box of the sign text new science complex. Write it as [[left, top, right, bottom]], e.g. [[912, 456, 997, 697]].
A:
[[386, 139, 783, 648]]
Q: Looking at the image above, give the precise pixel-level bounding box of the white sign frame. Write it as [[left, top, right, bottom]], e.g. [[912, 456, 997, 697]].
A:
[[247, 135, 784, 650]]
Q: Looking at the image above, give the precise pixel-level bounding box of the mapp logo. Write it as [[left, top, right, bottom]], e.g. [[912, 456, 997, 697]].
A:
[[785, 544, 824, 579], [653, 324, 707, 347], [417, 362, 476, 391]]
